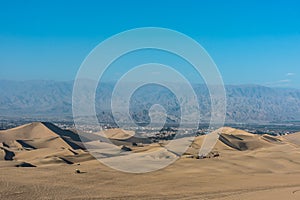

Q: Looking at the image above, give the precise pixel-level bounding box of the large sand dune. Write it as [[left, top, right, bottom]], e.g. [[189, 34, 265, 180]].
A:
[[0, 123, 300, 199], [0, 122, 92, 166]]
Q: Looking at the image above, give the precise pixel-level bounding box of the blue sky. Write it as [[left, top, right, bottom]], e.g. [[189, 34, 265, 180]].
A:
[[0, 0, 300, 88]]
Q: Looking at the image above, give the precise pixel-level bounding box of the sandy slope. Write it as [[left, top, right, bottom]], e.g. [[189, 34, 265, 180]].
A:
[[283, 132, 300, 146], [0, 123, 300, 199]]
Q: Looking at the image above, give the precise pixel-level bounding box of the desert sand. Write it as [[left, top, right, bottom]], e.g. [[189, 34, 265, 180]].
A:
[[1, 122, 300, 199]]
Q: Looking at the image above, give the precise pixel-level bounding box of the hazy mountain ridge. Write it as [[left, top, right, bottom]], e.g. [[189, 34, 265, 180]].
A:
[[1, 80, 300, 123], [0, 80, 72, 116]]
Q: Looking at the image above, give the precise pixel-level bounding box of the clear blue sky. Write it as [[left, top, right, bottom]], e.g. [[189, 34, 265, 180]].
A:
[[0, 0, 300, 88]]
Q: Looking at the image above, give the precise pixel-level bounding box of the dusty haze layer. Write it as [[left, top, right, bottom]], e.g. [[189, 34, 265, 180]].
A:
[[1, 122, 300, 199]]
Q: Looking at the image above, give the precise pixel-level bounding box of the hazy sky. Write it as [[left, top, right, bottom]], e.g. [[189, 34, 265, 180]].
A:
[[0, 0, 300, 88]]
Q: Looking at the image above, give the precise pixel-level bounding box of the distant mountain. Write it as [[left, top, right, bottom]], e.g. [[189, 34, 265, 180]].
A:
[[0, 80, 73, 117], [0, 80, 300, 124]]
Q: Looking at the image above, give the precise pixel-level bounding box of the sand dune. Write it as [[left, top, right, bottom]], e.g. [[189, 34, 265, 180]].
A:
[[0, 122, 89, 166], [100, 128, 135, 140], [184, 127, 285, 158], [0, 122, 84, 149], [98, 128, 152, 146], [0, 123, 300, 199], [216, 126, 255, 136], [0, 122, 59, 140]]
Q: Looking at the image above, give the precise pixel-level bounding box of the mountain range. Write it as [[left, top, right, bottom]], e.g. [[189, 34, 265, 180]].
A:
[[1, 80, 300, 124]]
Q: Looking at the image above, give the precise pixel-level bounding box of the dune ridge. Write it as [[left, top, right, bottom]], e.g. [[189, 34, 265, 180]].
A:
[[0, 122, 298, 167]]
